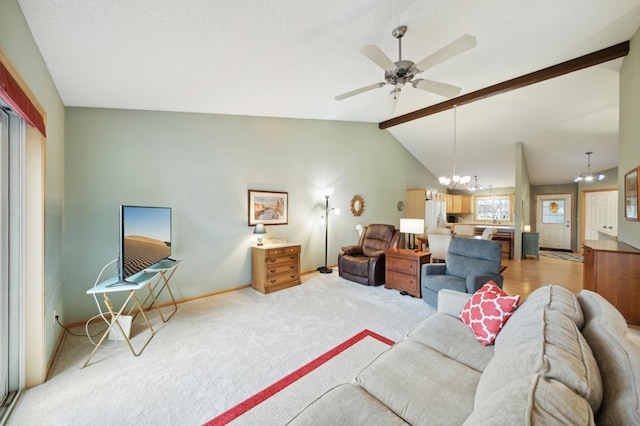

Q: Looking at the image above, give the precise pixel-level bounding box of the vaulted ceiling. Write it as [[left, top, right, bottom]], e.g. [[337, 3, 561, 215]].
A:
[[17, 0, 640, 188]]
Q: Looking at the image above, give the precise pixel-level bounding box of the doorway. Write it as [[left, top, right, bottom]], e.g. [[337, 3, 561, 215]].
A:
[[582, 189, 618, 243], [536, 193, 573, 250]]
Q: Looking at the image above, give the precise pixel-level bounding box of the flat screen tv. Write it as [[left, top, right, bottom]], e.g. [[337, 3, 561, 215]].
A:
[[118, 205, 172, 282]]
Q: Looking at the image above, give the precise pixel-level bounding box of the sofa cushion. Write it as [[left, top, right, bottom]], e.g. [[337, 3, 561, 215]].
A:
[[356, 340, 480, 426], [478, 306, 602, 414], [286, 383, 408, 426], [408, 313, 494, 373], [464, 375, 595, 426], [503, 284, 584, 329], [578, 290, 640, 426], [460, 281, 520, 346]]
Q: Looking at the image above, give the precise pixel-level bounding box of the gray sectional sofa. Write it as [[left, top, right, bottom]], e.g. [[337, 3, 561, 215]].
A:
[[287, 285, 640, 425]]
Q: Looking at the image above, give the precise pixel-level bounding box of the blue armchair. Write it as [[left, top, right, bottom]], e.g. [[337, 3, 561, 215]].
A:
[[421, 237, 504, 307]]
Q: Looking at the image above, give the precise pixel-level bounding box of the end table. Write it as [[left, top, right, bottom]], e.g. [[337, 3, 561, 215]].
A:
[[385, 248, 431, 298]]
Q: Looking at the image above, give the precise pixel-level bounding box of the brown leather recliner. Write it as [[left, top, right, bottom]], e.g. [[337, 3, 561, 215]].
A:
[[338, 224, 400, 286]]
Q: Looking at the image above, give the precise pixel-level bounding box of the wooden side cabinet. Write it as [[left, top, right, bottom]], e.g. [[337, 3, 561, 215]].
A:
[[251, 243, 301, 294], [583, 240, 640, 324], [385, 248, 431, 297]]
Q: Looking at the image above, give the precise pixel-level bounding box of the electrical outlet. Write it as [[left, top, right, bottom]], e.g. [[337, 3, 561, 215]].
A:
[[53, 309, 57, 323]]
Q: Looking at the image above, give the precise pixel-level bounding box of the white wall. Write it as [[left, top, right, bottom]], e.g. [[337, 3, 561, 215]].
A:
[[64, 107, 439, 322]]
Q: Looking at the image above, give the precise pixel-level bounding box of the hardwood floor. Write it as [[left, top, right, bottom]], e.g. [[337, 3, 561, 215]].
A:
[[500, 254, 583, 299]]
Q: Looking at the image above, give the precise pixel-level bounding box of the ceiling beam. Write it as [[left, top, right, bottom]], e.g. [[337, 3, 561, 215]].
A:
[[379, 40, 630, 130]]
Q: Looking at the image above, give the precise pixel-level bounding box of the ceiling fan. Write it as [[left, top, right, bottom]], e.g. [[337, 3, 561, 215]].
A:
[[335, 26, 476, 104]]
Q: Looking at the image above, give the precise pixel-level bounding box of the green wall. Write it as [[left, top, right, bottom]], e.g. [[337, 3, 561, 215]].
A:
[[64, 108, 439, 322], [0, 0, 66, 367], [620, 29, 640, 248]]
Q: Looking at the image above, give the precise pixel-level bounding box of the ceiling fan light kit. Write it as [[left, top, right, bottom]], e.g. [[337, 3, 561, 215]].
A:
[[574, 151, 605, 183], [335, 26, 476, 104]]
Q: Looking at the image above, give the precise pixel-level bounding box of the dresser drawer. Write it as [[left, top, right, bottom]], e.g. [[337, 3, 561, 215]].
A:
[[265, 254, 299, 267], [266, 263, 298, 277], [386, 271, 420, 296], [386, 256, 419, 274], [266, 245, 300, 258], [265, 272, 300, 288]]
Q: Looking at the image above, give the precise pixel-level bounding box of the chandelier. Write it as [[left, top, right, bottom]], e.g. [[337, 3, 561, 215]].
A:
[[439, 106, 470, 188], [468, 175, 485, 192], [574, 151, 605, 183]]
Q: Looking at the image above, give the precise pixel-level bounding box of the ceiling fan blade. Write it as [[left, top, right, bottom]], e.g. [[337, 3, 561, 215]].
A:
[[412, 79, 462, 98], [414, 34, 477, 73], [360, 45, 397, 72], [335, 82, 386, 101]]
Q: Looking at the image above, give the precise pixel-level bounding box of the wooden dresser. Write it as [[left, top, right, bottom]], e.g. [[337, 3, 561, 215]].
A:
[[251, 243, 301, 294], [385, 248, 431, 297], [583, 240, 640, 324]]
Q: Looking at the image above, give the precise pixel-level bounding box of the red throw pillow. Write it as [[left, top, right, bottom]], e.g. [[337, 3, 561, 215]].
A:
[[459, 281, 520, 346]]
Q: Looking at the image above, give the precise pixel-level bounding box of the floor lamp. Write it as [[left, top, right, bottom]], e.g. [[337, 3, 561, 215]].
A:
[[318, 188, 340, 274]]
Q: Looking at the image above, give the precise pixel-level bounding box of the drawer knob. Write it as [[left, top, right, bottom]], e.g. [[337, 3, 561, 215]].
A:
[[269, 259, 276, 263], [290, 275, 296, 279], [290, 265, 295, 269], [270, 279, 276, 284], [270, 269, 276, 273]]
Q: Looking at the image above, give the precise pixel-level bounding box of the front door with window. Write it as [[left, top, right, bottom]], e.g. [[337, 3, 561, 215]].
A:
[[536, 194, 573, 250]]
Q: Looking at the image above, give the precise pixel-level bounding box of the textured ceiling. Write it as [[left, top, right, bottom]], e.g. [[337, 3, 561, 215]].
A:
[[17, 0, 640, 187]]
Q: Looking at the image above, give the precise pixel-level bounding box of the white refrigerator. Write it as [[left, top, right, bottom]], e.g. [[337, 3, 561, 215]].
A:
[[425, 199, 447, 229]]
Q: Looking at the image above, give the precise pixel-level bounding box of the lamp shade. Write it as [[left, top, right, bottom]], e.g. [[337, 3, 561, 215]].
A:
[[400, 218, 424, 234], [524, 225, 531, 233], [253, 223, 267, 235]]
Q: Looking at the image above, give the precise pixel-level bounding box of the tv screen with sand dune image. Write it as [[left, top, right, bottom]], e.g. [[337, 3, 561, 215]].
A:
[[119, 205, 172, 281]]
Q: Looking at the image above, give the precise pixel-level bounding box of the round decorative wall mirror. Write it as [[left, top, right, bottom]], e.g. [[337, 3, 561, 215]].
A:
[[350, 195, 365, 216]]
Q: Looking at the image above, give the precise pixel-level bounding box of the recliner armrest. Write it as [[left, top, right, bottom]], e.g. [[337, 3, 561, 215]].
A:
[[341, 245, 363, 256], [465, 274, 504, 294], [422, 263, 447, 276]]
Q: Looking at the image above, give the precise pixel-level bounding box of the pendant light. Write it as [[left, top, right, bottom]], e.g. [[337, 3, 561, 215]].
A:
[[439, 105, 470, 189], [468, 175, 485, 192], [574, 151, 605, 183]]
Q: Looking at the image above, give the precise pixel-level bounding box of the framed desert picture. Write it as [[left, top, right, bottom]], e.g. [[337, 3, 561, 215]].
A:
[[625, 167, 639, 221], [248, 190, 288, 225]]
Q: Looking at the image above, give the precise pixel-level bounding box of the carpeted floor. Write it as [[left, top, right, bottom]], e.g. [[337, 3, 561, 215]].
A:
[[539, 250, 584, 262], [7, 271, 433, 425]]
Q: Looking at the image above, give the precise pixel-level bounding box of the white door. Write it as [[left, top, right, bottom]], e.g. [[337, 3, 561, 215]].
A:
[[584, 190, 618, 241], [536, 194, 572, 250]]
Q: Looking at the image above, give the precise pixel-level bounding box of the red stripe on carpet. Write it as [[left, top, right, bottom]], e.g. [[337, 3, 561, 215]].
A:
[[204, 329, 394, 425]]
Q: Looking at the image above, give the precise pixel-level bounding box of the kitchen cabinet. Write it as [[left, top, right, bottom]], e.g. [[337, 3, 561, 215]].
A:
[[447, 195, 472, 214]]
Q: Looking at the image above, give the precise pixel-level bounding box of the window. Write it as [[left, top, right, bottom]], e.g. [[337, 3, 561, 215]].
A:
[[542, 200, 565, 224], [475, 196, 511, 222]]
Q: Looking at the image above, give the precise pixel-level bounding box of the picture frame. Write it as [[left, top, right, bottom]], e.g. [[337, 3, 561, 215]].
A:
[[624, 167, 639, 221], [248, 190, 288, 226]]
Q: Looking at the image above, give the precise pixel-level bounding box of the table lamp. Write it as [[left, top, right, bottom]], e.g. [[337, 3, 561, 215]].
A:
[[253, 223, 267, 246], [400, 218, 424, 250]]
